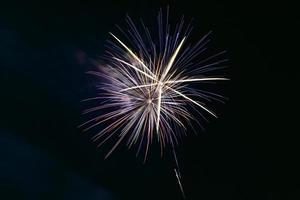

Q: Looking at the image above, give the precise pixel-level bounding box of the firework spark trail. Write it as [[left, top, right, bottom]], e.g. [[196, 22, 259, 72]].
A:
[[175, 168, 186, 199], [81, 8, 228, 197], [172, 148, 186, 198], [110, 33, 156, 78]]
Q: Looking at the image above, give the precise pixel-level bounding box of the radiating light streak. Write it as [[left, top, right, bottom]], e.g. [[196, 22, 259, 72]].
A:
[[167, 86, 217, 117], [160, 37, 186, 81], [109, 32, 156, 78], [165, 77, 229, 84], [156, 85, 163, 132], [112, 57, 156, 80]]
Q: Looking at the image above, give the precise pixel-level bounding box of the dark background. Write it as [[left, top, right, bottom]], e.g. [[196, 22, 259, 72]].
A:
[[0, 0, 298, 199]]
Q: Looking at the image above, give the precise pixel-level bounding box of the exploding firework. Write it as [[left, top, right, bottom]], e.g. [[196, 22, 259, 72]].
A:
[[80, 9, 228, 161]]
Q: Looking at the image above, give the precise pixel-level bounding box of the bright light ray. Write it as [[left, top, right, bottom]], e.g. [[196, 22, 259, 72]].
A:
[[109, 33, 156, 78], [112, 57, 155, 80], [165, 77, 229, 84], [156, 85, 163, 132], [160, 37, 186, 80], [166, 86, 217, 117]]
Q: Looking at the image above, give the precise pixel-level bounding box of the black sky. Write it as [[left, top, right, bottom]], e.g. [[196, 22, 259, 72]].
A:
[[0, 0, 298, 200]]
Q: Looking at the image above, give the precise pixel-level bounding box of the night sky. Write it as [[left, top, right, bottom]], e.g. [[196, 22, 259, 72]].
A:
[[0, 1, 298, 200]]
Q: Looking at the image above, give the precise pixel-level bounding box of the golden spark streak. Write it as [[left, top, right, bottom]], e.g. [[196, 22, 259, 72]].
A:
[[112, 57, 156, 81], [120, 83, 159, 92], [167, 86, 217, 117], [160, 37, 186, 81], [165, 77, 229, 84], [156, 85, 163, 132], [110, 33, 156, 78]]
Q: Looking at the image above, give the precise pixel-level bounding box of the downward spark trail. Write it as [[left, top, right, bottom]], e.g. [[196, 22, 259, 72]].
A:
[[175, 168, 186, 199], [173, 148, 186, 199]]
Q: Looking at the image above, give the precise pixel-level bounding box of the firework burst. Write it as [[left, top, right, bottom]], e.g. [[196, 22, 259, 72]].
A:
[[80, 9, 228, 162]]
